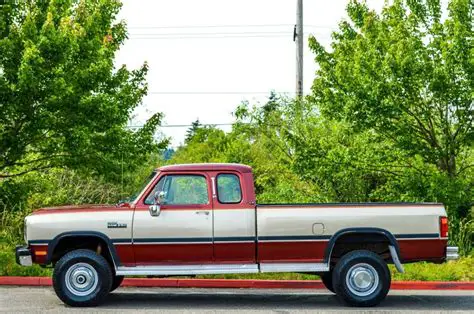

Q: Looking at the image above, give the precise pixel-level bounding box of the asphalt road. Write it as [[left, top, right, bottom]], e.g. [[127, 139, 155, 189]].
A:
[[0, 287, 473, 313]]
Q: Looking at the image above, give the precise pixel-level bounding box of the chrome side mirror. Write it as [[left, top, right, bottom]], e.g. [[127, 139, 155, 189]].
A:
[[149, 191, 165, 217], [149, 204, 161, 217]]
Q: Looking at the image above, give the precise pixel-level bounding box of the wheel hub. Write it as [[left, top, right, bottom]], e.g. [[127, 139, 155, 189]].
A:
[[65, 262, 98, 296], [346, 263, 379, 297]]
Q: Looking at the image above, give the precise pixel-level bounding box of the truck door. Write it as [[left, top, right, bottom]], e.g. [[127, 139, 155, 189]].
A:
[[132, 172, 214, 264], [210, 171, 256, 263]]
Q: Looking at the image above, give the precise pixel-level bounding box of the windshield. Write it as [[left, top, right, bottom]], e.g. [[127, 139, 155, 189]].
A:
[[123, 170, 158, 203]]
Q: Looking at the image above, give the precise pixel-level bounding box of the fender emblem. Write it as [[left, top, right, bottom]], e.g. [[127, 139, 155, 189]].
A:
[[107, 222, 127, 229]]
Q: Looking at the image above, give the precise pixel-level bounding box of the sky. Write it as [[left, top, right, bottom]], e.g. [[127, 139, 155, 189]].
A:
[[115, 0, 384, 147]]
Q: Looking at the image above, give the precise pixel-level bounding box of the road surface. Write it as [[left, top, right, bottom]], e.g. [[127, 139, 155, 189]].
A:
[[0, 287, 473, 313]]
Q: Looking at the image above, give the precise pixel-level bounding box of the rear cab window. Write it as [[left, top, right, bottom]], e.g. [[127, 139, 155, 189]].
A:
[[216, 173, 242, 204]]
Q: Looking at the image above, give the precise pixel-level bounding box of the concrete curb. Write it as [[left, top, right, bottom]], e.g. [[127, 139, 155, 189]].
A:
[[1, 277, 473, 290]]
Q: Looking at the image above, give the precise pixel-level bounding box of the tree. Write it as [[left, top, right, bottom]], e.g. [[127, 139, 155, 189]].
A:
[[0, 0, 167, 179], [185, 119, 201, 144], [309, 0, 473, 178]]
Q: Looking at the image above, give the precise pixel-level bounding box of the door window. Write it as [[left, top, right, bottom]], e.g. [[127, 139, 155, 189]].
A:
[[145, 175, 209, 205], [216, 174, 242, 204]]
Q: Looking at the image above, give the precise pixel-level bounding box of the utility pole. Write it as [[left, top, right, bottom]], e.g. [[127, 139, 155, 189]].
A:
[[295, 0, 303, 97]]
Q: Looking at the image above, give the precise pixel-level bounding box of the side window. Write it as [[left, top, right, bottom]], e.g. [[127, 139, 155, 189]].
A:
[[145, 175, 209, 205], [217, 174, 242, 204]]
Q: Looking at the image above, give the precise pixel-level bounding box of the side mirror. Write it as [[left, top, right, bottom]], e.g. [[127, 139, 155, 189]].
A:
[[149, 191, 165, 217], [149, 204, 161, 217]]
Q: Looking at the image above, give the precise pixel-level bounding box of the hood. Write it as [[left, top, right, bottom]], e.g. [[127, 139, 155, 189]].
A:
[[30, 204, 123, 215]]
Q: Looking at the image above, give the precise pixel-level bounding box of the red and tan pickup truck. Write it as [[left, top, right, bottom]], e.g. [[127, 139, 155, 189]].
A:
[[16, 163, 458, 307]]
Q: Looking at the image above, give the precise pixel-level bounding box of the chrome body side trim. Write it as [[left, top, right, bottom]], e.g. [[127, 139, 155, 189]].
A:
[[116, 262, 331, 276], [116, 264, 259, 276], [389, 245, 404, 273], [446, 246, 459, 261], [259, 263, 330, 273]]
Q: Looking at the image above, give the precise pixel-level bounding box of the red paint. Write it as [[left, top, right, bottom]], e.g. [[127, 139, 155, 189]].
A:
[[258, 241, 326, 263], [114, 245, 135, 266], [133, 243, 214, 265], [399, 239, 447, 262], [31, 205, 132, 215], [159, 163, 253, 173], [1, 277, 473, 290], [213, 242, 256, 263]]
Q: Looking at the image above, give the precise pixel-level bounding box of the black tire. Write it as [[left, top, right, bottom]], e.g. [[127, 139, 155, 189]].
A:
[[320, 272, 335, 293], [332, 250, 391, 307], [53, 249, 113, 307], [110, 276, 124, 292]]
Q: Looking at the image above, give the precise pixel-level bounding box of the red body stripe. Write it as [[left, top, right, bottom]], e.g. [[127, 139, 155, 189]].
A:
[[257, 241, 327, 263], [132, 243, 214, 265], [114, 239, 448, 266], [30, 239, 447, 266], [213, 242, 256, 263], [114, 245, 135, 266], [398, 239, 447, 261]]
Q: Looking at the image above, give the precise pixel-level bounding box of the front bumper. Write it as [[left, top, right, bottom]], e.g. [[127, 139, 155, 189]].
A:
[[15, 245, 33, 266], [446, 246, 459, 261]]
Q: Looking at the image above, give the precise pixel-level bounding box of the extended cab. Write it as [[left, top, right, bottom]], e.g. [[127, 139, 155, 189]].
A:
[[16, 163, 459, 307]]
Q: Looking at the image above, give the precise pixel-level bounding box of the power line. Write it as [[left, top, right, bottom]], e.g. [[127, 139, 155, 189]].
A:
[[128, 24, 335, 30], [129, 31, 293, 36], [147, 91, 294, 95], [127, 33, 326, 40], [128, 34, 291, 40], [127, 123, 237, 129]]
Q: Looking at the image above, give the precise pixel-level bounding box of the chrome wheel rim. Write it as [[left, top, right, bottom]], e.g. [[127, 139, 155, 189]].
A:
[[64, 262, 98, 296], [345, 263, 379, 297]]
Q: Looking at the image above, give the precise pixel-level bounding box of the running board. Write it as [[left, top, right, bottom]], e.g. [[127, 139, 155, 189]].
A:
[[116, 264, 259, 276], [259, 263, 329, 273], [116, 263, 330, 276]]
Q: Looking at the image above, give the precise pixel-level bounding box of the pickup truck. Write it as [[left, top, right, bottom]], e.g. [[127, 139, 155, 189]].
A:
[[16, 163, 459, 307]]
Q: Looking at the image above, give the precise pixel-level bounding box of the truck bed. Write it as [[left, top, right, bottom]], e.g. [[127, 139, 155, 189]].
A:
[[255, 202, 447, 263]]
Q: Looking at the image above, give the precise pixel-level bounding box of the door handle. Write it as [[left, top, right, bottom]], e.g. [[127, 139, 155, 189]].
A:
[[195, 211, 210, 216]]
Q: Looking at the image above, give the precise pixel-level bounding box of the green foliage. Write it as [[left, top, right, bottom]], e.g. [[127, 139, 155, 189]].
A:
[[449, 217, 474, 256], [0, 0, 168, 180], [0, 243, 51, 276], [309, 0, 472, 178]]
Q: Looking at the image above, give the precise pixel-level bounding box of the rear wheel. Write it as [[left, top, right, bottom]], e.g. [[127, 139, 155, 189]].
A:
[[110, 276, 124, 292], [332, 250, 390, 307], [53, 249, 112, 307]]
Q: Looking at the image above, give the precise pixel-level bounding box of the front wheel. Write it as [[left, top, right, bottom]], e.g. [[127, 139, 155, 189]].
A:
[[320, 272, 335, 293], [332, 250, 391, 307], [53, 249, 113, 307]]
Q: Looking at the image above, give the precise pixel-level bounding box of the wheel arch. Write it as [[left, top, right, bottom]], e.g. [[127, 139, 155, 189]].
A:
[[324, 227, 402, 265], [46, 231, 121, 268]]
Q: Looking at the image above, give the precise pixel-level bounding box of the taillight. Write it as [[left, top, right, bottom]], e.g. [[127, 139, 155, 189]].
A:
[[440, 216, 449, 238]]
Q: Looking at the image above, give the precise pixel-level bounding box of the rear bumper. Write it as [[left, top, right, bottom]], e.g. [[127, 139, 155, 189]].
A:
[[446, 246, 459, 261], [15, 246, 32, 266]]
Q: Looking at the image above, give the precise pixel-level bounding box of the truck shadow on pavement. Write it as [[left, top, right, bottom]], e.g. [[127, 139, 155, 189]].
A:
[[102, 290, 474, 311]]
